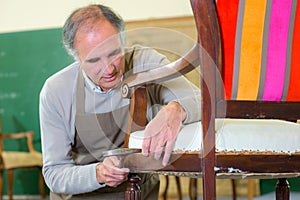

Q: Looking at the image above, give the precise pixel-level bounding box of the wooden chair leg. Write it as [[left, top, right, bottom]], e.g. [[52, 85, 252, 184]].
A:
[[247, 179, 255, 200], [0, 170, 3, 200], [175, 176, 182, 200], [163, 176, 169, 200], [189, 178, 197, 200], [38, 169, 46, 199], [231, 179, 237, 200], [7, 169, 14, 200], [125, 174, 141, 200], [276, 178, 290, 200], [162, 176, 182, 200]]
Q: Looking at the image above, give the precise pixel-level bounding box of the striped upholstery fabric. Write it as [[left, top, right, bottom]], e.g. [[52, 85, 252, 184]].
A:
[[217, 0, 300, 101]]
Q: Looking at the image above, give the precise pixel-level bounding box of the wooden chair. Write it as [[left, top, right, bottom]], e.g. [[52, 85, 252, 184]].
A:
[[0, 116, 45, 200], [123, 0, 300, 200], [195, 1, 300, 199]]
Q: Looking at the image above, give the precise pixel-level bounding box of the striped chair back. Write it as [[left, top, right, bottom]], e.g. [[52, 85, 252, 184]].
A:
[[217, 0, 300, 101]]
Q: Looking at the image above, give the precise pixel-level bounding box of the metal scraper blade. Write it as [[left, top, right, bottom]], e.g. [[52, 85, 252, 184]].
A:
[[103, 148, 182, 172]]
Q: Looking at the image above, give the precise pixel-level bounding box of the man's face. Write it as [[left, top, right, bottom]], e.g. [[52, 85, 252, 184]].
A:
[[74, 19, 125, 92]]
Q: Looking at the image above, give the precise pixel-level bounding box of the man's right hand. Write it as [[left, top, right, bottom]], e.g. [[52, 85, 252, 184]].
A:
[[96, 156, 130, 187]]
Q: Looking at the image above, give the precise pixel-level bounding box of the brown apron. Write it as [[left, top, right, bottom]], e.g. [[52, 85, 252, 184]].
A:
[[50, 51, 159, 200]]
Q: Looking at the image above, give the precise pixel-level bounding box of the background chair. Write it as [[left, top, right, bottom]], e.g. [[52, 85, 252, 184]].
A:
[[0, 116, 45, 200], [122, 0, 300, 200]]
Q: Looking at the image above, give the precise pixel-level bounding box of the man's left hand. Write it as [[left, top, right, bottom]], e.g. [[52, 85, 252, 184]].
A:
[[142, 101, 186, 166]]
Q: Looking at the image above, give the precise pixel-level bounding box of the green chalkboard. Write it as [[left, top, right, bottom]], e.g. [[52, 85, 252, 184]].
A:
[[0, 28, 73, 195]]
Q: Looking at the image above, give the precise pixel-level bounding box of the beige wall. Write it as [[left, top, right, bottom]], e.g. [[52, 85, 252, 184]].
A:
[[0, 0, 193, 33]]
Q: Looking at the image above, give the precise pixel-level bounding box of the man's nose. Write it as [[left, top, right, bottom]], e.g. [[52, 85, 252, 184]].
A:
[[103, 63, 115, 74]]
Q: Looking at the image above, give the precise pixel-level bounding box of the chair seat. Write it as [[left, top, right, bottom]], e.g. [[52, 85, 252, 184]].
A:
[[2, 151, 42, 169], [129, 119, 300, 154]]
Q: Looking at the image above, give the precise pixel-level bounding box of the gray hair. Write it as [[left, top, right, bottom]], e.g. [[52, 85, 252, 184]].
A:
[[62, 4, 125, 59]]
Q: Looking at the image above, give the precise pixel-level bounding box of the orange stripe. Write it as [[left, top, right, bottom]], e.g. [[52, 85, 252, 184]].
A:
[[217, 0, 239, 100], [237, 0, 267, 100], [287, 2, 300, 101]]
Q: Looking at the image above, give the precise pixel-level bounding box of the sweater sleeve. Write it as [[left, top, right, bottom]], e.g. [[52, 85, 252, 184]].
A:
[[131, 46, 201, 124], [39, 80, 104, 194]]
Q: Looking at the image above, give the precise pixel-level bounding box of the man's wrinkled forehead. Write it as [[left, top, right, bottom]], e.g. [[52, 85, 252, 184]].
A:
[[84, 33, 123, 61]]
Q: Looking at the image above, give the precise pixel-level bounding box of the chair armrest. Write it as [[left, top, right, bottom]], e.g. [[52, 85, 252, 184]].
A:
[[1, 131, 36, 152], [121, 44, 200, 98]]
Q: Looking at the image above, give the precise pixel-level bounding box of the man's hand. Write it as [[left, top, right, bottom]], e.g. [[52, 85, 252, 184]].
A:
[[96, 156, 130, 187], [142, 101, 187, 166]]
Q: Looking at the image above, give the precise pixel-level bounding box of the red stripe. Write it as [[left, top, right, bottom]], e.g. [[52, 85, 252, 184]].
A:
[[287, 3, 300, 101], [217, 0, 239, 99]]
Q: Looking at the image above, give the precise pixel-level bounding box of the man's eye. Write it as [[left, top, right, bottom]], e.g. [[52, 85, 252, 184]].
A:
[[86, 57, 100, 63], [109, 48, 122, 57]]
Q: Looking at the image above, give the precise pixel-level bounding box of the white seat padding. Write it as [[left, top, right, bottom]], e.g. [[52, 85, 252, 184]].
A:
[[129, 119, 300, 153]]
